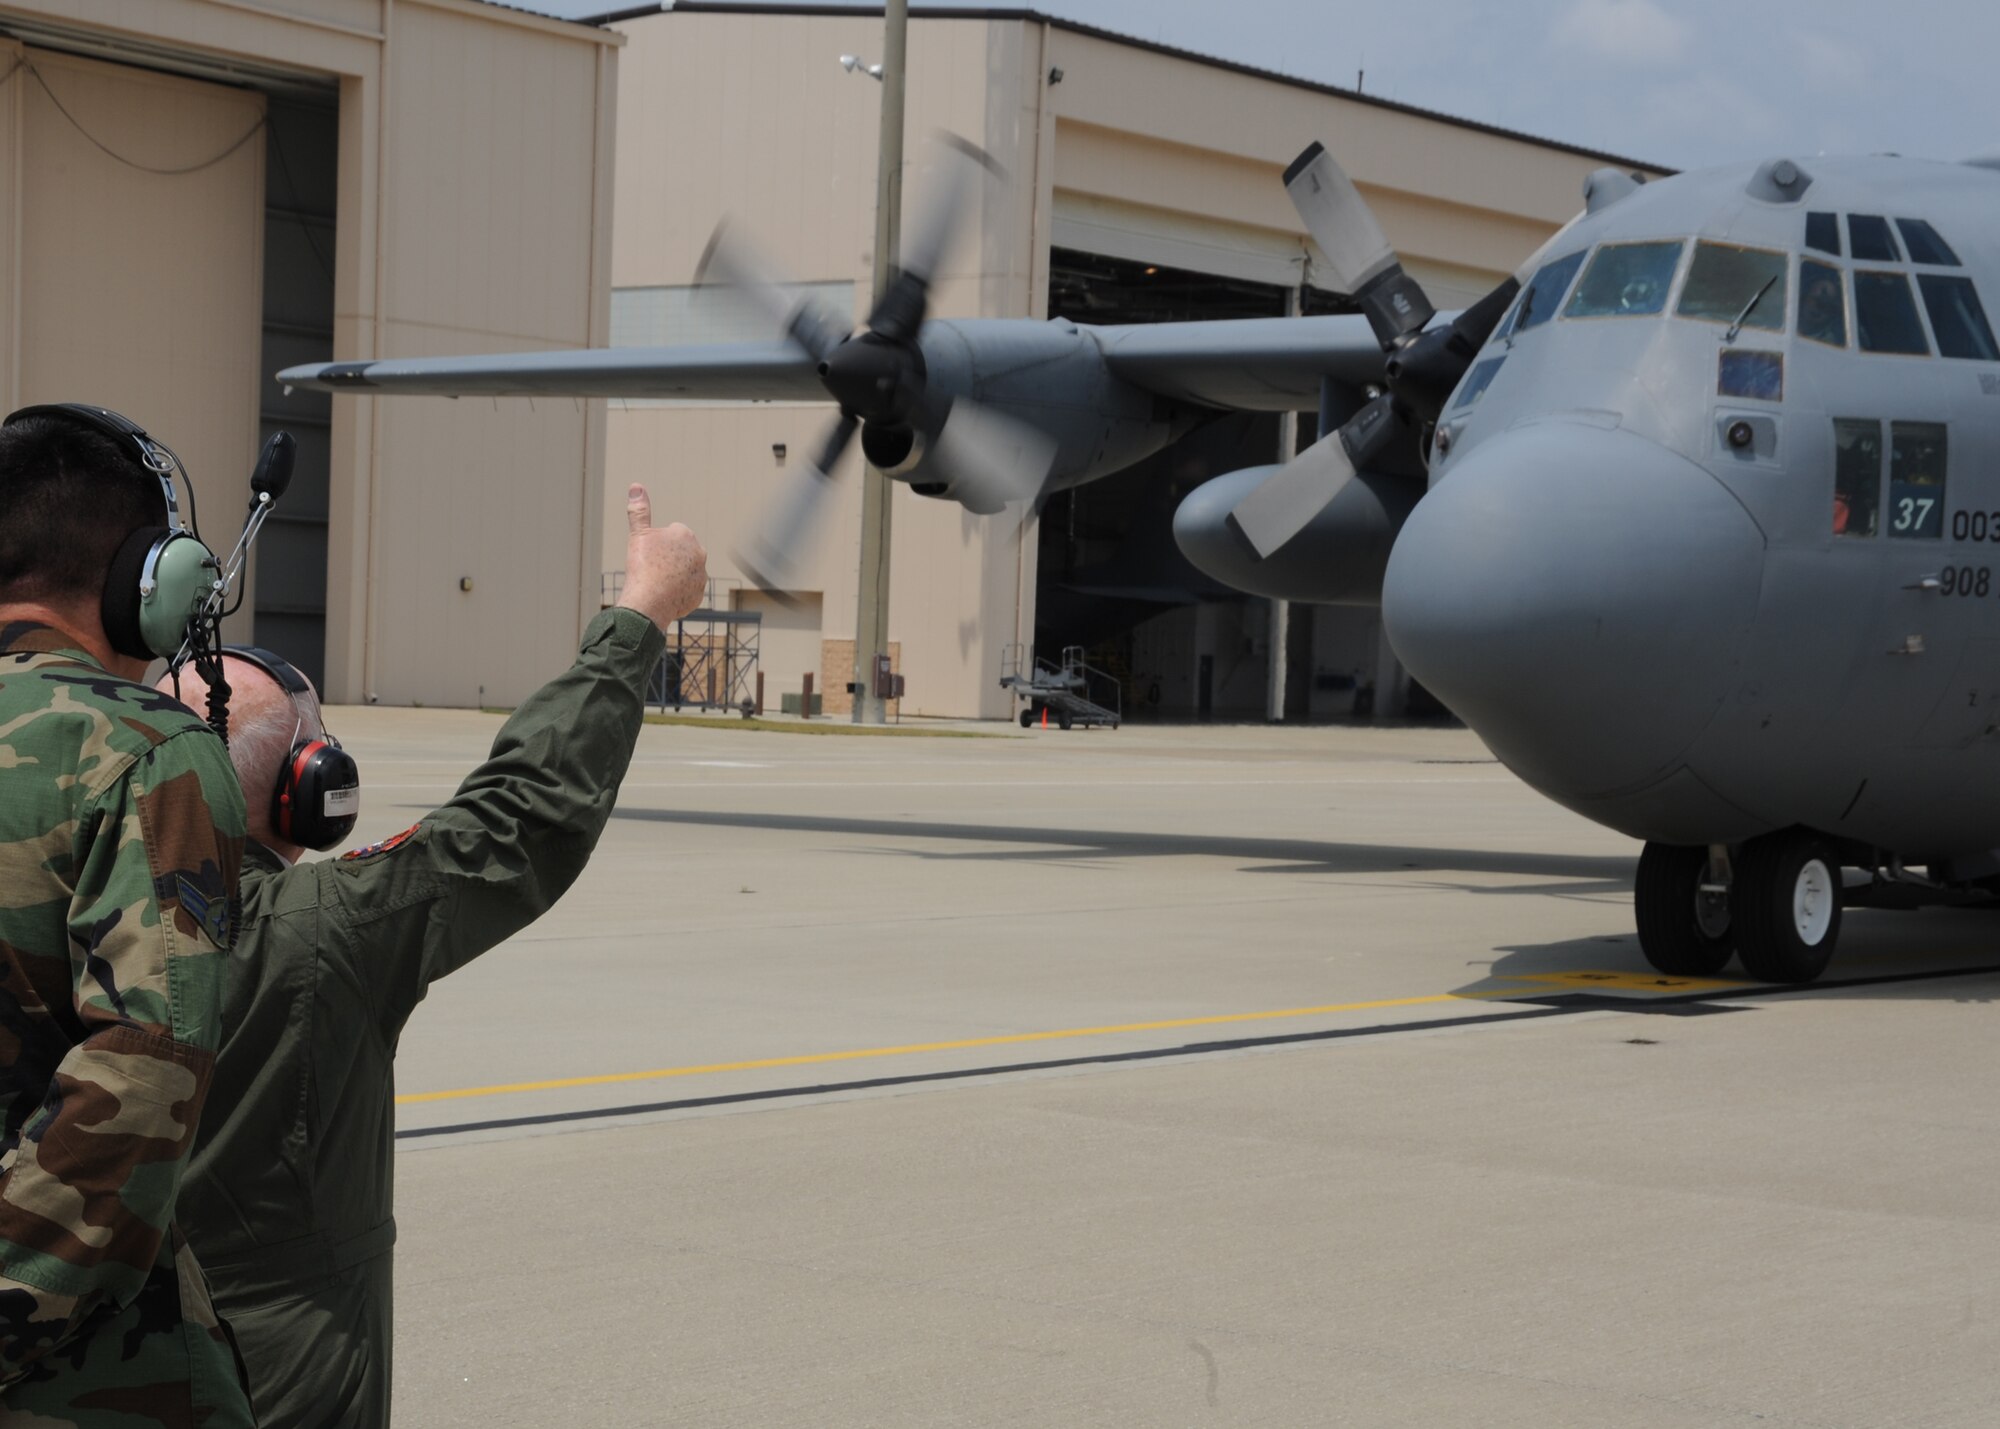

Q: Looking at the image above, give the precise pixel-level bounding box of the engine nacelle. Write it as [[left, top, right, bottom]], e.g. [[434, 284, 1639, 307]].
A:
[[1172, 463, 1421, 605], [899, 319, 1196, 506], [861, 422, 925, 476]]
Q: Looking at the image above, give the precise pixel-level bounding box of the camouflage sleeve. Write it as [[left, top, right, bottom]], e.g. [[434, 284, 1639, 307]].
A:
[[0, 726, 244, 1379], [328, 607, 664, 1037]]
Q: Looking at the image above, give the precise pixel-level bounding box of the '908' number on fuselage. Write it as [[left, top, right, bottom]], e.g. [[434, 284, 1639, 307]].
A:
[[1939, 565, 1991, 597]]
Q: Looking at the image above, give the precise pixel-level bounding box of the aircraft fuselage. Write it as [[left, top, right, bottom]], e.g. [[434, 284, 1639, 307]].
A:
[[1387, 155, 2000, 867]]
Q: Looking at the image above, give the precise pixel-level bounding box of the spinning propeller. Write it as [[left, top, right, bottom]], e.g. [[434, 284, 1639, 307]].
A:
[[697, 135, 1055, 593], [1226, 142, 1525, 559]]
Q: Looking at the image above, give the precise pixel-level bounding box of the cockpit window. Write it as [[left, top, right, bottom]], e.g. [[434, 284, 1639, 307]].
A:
[[1805, 212, 1841, 257], [1896, 219, 1960, 266], [1853, 271, 1931, 355], [1888, 422, 1947, 540], [1677, 242, 1786, 330], [1564, 241, 1683, 318], [1847, 215, 1901, 262], [1719, 350, 1783, 401], [1454, 356, 1506, 410], [1798, 260, 1847, 347], [1506, 250, 1586, 336], [1833, 418, 1881, 538], [1917, 274, 2000, 360]]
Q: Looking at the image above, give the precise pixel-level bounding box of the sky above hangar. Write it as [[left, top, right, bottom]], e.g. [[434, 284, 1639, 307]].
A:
[[524, 0, 1996, 173]]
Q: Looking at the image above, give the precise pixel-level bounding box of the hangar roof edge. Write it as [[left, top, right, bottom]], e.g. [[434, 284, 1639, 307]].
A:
[[585, 1, 1672, 177]]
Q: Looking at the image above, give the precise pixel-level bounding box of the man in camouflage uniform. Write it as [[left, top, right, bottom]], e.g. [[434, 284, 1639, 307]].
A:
[[174, 485, 705, 1427], [0, 411, 254, 1424]]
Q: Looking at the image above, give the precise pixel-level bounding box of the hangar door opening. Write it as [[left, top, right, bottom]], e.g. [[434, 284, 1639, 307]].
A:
[[0, 24, 338, 689], [1037, 248, 1391, 722], [254, 94, 338, 690]]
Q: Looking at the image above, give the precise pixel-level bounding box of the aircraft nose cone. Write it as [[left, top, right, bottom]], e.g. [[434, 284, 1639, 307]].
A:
[[1382, 422, 1764, 799]]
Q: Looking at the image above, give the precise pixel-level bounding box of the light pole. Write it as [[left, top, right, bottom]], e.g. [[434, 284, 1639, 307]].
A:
[[849, 0, 907, 724]]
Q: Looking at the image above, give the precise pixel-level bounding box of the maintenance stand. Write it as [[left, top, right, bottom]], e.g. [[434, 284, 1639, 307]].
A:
[[1000, 645, 1121, 730]]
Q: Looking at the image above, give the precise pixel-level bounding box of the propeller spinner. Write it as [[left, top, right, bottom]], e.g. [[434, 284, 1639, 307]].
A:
[[1226, 143, 1524, 560], [698, 135, 1052, 594]]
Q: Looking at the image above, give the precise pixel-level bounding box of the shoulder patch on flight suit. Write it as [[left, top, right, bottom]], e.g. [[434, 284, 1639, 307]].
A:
[[340, 824, 421, 861]]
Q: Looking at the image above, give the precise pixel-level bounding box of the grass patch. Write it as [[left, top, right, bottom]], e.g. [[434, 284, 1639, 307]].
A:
[[640, 713, 998, 738]]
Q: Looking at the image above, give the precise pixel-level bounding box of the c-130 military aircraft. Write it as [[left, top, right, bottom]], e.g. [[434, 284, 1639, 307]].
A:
[[283, 140, 2000, 987]]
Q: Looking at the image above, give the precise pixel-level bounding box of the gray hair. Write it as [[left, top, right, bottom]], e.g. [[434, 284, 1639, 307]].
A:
[[226, 680, 304, 823], [166, 655, 325, 839]]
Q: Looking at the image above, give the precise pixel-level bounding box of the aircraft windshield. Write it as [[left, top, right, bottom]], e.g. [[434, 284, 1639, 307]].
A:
[[1453, 356, 1506, 410], [1564, 241, 1683, 318], [1506, 250, 1586, 337], [1798, 260, 1847, 347], [1917, 275, 1999, 360], [1678, 242, 1787, 330], [1848, 215, 1901, 262], [1853, 271, 1931, 355], [1896, 219, 1959, 266]]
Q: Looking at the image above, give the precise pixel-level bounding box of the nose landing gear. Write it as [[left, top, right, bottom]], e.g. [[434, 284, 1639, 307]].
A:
[[1635, 830, 1845, 983], [1634, 842, 1735, 976]]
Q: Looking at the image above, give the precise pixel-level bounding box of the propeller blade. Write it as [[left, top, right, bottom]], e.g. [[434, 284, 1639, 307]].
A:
[[925, 399, 1058, 516], [694, 221, 850, 363], [901, 134, 1002, 288], [1381, 274, 1523, 423], [1285, 142, 1396, 294], [1448, 275, 1524, 354], [1284, 141, 1435, 350], [736, 412, 860, 594], [1227, 393, 1400, 559], [865, 134, 1002, 343]]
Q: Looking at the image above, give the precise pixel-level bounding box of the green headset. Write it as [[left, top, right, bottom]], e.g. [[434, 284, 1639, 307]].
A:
[[2, 402, 221, 661]]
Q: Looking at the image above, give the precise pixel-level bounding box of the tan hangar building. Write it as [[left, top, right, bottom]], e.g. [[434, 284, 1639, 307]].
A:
[[1, 0, 1655, 716], [594, 3, 1662, 720], [0, 0, 616, 704]]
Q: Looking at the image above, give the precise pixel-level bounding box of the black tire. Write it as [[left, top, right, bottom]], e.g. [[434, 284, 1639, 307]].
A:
[[1634, 842, 1735, 976], [1020, 709, 1035, 728], [1058, 710, 1074, 731], [1733, 831, 1842, 983]]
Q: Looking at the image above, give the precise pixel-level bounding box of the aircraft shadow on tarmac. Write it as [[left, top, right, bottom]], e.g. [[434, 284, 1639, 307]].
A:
[[602, 807, 2000, 999], [604, 805, 1635, 893], [1482, 924, 2000, 1004]]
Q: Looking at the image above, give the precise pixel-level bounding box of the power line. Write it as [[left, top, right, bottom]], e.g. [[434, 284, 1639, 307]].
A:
[[14, 58, 266, 177]]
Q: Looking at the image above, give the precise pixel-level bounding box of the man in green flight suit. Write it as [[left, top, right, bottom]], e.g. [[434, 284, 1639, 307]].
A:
[[0, 408, 254, 1426], [175, 484, 707, 1427]]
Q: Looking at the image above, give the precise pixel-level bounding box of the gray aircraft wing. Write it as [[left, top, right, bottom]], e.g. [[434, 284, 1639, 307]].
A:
[[1093, 314, 1412, 411], [277, 314, 1398, 413], [281, 342, 823, 402]]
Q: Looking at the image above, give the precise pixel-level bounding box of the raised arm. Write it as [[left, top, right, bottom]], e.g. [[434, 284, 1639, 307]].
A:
[[329, 485, 705, 1037]]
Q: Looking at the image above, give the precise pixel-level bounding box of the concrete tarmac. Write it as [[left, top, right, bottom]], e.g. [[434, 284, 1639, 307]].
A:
[[325, 706, 2000, 1426]]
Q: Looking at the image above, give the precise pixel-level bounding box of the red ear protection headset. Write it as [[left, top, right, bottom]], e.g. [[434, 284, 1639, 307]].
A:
[[225, 646, 360, 850]]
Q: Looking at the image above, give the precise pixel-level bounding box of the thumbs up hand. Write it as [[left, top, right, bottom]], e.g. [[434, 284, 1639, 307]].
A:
[[618, 484, 708, 629]]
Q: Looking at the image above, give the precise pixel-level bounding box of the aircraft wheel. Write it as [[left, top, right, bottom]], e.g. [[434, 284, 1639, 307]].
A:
[[1633, 842, 1734, 976], [1733, 831, 1842, 983], [1020, 708, 1035, 728], [1058, 710, 1074, 731]]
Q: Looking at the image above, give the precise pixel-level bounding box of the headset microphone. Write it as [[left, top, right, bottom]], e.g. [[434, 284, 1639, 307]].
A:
[[250, 430, 295, 505]]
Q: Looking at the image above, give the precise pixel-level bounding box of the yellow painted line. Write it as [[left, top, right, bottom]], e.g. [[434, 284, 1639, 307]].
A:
[[395, 989, 1518, 1106], [395, 969, 1747, 1108], [1496, 970, 1748, 993]]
